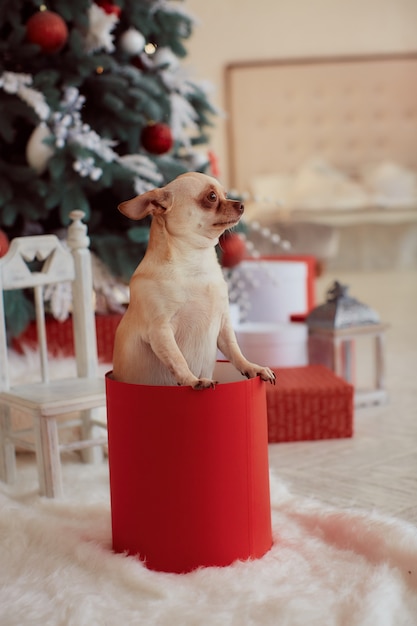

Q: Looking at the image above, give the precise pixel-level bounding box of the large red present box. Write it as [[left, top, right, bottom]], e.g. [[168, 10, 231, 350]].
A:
[[266, 364, 354, 443], [106, 362, 272, 573], [13, 313, 123, 363]]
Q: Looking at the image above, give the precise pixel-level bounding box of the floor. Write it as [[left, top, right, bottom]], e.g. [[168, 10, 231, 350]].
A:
[[268, 269, 417, 524]]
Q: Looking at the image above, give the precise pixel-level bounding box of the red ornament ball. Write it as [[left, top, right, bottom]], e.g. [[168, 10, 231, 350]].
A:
[[26, 10, 68, 54], [131, 55, 146, 71], [0, 229, 9, 258], [95, 1, 122, 17], [219, 232, 247, 268], [141, 123, 173, 155]]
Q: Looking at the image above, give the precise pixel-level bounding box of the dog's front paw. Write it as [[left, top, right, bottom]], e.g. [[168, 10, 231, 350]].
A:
[[192, 378, 218, 390], [241, 364, 276, 385], [258, 367, 277, 385]]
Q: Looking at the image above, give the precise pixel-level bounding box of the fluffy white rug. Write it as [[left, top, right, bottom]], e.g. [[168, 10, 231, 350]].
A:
[[1, 459, 417, 626], [1, 351, 417, 625]]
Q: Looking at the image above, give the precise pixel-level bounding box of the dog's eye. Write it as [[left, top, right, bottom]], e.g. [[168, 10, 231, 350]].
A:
[[208, 191, 217, 202]]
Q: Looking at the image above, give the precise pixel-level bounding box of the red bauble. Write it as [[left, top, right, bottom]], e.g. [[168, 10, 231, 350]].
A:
[[0, 229, 9, 258], [95, 1, 122, 17], [219, 232, 247, 268], [141, 123, 173, 155], [26, 10, 68, 54], [131, 55, 146, 71]]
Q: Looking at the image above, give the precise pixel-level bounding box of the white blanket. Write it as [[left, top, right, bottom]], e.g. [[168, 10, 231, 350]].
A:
[[1, 458, 416, 626]]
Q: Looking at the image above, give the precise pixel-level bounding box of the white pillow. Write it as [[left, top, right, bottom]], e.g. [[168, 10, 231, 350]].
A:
[[250, 173, 291, 204], [361, 161, 417, 207], [288, 158, 369, 210]]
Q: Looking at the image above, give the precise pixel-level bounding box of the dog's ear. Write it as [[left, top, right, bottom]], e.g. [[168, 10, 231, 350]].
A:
[[118, 189, 173, 220]]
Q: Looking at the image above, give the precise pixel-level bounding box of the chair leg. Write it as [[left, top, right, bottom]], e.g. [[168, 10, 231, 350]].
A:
[[80, 408, 104, 464], [0, 404, 16, 484], [34, 415, 63, 498]]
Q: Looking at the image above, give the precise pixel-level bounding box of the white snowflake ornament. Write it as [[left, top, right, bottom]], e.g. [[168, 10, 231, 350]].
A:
[[85, 3, 119, 53]]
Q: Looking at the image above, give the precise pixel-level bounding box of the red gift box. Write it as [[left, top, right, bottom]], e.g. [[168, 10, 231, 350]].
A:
[[105, 362, 272, 573], [13, 314, 123, 363], [266, 364, 354, 443]]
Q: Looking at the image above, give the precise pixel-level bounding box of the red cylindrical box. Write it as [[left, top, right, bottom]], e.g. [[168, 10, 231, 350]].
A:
[[105, 362, 273, 574]]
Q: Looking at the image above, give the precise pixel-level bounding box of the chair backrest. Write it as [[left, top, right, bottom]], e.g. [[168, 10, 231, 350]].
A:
[[0, 210, 98, 391]]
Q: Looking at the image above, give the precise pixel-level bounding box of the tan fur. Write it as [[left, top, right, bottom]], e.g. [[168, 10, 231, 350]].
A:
[[112, 172, 276, 389]]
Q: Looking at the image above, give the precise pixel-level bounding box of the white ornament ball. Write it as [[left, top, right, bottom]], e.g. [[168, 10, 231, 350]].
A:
[[120, 28, 146, 55], [152, 46, 179, 69], [26, 123, 55, 174]]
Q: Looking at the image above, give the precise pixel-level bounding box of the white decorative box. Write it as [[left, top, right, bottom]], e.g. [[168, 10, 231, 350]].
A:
[[234, 322, 308, 368], [234, 259, 309, 323]]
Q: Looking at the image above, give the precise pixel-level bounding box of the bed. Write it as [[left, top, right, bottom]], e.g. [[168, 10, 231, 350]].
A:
[[225, 53, 417, 270]]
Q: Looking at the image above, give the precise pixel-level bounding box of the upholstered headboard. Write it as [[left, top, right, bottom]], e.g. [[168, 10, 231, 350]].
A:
[[225, 53, 417, 270], [225, 53, 417, 194]]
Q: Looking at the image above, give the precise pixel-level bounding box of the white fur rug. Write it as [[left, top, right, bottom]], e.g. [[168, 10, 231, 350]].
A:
[[1, 351, 417, 625], [1, 458, 417, 625]]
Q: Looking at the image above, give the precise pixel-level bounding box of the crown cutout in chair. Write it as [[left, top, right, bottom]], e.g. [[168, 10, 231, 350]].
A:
[[20, 247, 70, 284], [0, 211, 107, 498], [23, 257, 47, 276]]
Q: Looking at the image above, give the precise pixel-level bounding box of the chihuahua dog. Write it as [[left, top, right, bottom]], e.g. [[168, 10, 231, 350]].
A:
[[112, 172, 276, 389]]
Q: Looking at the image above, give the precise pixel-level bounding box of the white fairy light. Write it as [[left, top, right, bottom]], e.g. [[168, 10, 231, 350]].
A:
[[144, 42, 157, 55], [222, 207, 293, 310]]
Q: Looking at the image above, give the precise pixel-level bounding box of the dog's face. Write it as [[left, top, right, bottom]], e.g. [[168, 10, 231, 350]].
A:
[[118, 172, 244, 245]]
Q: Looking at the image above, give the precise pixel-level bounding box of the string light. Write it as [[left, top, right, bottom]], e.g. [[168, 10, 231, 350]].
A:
[[144, 43, 157, 55], [221, 211, 292, 322]]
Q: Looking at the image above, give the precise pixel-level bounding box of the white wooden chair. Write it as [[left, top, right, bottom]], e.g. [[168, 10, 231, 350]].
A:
[[0, 211, 107, 498]]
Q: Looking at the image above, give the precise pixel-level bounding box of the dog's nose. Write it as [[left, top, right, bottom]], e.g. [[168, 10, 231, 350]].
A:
[[233, 201, 244, 214]]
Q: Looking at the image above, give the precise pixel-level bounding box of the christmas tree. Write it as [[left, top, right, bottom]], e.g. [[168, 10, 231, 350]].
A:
[[0, 0, 216, 335]]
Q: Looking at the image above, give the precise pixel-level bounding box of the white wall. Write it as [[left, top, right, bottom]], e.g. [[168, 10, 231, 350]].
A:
[[184, 0, 417, 186]]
